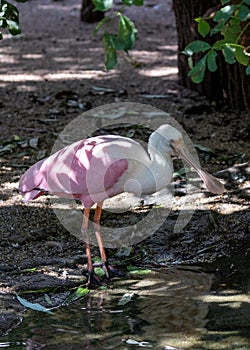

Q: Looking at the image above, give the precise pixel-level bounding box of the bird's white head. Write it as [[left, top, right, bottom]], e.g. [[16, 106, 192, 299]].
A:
[[149, 124, 183, 157], [150, 124, 224, 195]]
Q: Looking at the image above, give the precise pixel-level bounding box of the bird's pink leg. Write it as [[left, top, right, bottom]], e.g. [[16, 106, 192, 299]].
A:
[[93, 202, 109, 278], [93, 202, 124, 279], [82, 208, 96, 286]]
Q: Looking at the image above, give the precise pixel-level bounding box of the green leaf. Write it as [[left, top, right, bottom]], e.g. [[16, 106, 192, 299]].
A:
[[127, 265, 152, 274], [15, 293, 53, 314], [0, 19, 7, 28], [6, 19, 21, 35], [212, 39, 226, 50], [221, 26, 238, 42], [221, 0, 231, 4], [93, 15, 111, 37], [117, 14, 137, 51], [122, 0, 133, 5], [188, 56, 193, 69], [210, 21, 226, 35], [94, 266, 106, 277], [235, 47, 249, 66], [104, 46, 117, 69], [0, 1, 22, 36], [0, 32, 2, 40], [222, 45, 236, 64], [13, 267, 37, 274], [246, 65, 250, 75], [21, 288, 53, 294], [228, 17, 241, 33], [238, 4, 250, 21], [188, 54, 208, 83], [183, 40, 211, 56], [214, 5, 235, 22], [221, 17, 241, 42], [1, 1, 19, 18], [207, 50, 218, 72], [103, 32, 117, 49], [198, 19, 210, 37], [93, 0, 113, 11], [243, 0, 250, 5], [133, 0, 144, 5], [74, 287, 89, 298], [64, 287, 89, 304]]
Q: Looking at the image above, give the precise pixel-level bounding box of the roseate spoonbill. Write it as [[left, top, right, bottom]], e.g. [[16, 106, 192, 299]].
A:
[[19, 124, 224, 285]]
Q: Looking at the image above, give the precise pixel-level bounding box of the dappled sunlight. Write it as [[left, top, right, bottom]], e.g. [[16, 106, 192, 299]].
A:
[[158, 44, 178, 51], [0, 70, 109, 83], [0, 74, 44, 82], [22, 54, 44, 60], [139, 66, 178, 77], [44, 71, 107, 81], [198, 292, 250, 309], [36, 2, 81, 14], [0, 54, 18, 64]]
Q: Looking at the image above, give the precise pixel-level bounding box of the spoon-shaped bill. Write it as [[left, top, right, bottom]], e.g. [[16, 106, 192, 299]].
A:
[[173, 143, 224, 195]]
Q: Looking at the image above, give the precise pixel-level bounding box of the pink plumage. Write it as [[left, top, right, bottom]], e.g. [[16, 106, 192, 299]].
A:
[[19, 125, 224, 286], [19, 136, 130, 207]]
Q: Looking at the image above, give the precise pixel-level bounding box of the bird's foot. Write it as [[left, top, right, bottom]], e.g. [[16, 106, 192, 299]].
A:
[[86, 261, 125, 287], [106, 264, 125, 277], [87, 270, 104, 289], [95, 260, 125, 279], [89, 261, 125, 285]]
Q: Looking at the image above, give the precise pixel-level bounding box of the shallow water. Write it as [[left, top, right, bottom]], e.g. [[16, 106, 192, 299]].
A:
[[1, 252, 249, 350]]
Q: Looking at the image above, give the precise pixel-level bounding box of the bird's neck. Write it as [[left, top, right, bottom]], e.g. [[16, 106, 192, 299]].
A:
[[148, 146, 172, 171], [143, 145, 173, 194]]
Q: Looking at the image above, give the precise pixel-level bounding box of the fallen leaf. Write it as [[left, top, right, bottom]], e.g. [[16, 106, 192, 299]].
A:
[[15, 293, 53, 314]]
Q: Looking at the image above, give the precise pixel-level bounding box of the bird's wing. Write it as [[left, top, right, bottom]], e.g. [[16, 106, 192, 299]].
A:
[[19, 135, 146, 206]]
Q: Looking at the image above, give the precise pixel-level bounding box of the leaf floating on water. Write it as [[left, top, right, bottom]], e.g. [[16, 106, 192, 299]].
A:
[[75, 287, 90, 298], [64, 286, 89, 304], [118, 292, 135, 306], [15, 293, 53, 314]]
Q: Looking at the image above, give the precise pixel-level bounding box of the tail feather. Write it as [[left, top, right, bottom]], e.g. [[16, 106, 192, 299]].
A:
[[23, 189, 45, 202]]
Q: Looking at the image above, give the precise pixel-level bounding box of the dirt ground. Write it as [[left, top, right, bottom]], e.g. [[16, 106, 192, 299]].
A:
[[0, 0, 249, 335]]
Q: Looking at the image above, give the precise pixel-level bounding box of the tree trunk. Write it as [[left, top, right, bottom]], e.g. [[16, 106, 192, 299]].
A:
[[172, 0, 250, 112], [80, 0, 104, 23]]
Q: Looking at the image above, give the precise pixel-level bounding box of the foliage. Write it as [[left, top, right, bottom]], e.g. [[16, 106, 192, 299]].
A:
[[0, 0, 28, 39], [183, 0, 250, 83], [1, 0, 249, 84], [93, 0, 143, 70], [94, 0, 249, 80]]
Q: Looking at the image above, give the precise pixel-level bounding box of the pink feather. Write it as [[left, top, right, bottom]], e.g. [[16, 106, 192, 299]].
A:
[[19, 136, 129, 208]]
